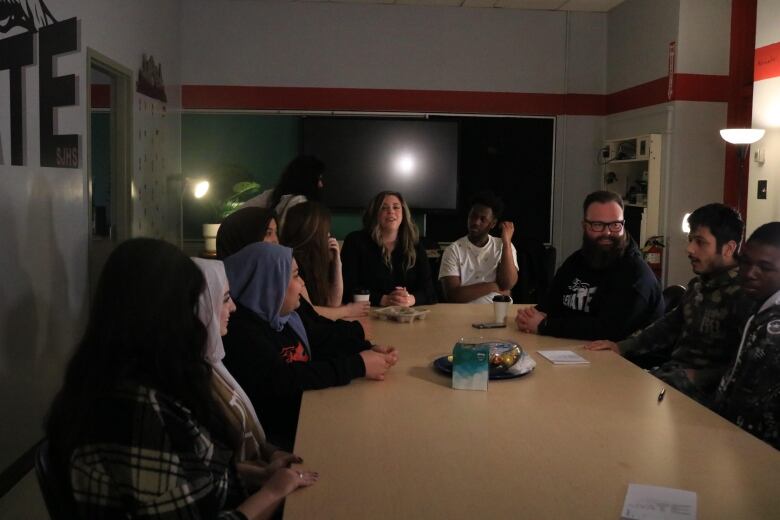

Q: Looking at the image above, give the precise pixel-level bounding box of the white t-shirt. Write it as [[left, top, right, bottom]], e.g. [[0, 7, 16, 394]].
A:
[[438, 235, 519, 304]]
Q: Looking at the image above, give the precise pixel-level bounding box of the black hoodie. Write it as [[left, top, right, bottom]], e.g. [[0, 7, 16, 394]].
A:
[[536, 239, 663, 341]]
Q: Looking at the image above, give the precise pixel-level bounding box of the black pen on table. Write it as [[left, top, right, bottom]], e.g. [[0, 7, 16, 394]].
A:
[[657, 388, 666, 402]]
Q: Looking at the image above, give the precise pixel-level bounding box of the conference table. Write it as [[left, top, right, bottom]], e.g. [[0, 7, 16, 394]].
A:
[[284, 304, 780, 519]]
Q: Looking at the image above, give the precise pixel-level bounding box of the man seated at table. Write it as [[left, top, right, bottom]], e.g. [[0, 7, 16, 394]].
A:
[[712, 222, 780, 449], [585, 203, 754, 400], [515, 190, 662, 341], [438, 191, 518, 303]]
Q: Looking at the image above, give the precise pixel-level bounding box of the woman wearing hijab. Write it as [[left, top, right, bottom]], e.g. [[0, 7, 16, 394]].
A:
[[193, 258, 315, 494], [217, 205, 376, 356], [341, 191, 437, 307], [221, 243, 397, 451], [45, 238, 315, 520]]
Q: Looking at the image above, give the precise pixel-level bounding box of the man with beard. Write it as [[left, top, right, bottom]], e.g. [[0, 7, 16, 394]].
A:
[[438, 191, 518, 303], [712, 222, 780, 449], [515, 191, 663, 341], [586, 203, 754, 400]]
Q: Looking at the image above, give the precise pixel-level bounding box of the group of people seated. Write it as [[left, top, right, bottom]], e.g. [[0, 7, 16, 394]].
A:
[[43, 155, 780, 518], [521, 192, 780, 452]]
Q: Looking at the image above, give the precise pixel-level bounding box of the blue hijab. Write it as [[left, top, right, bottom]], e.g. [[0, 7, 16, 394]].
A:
[[224, 242, 311, 356]]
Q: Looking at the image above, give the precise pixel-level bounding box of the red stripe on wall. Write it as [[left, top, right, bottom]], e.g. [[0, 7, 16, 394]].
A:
[[674, 74, 730, 102], [91, 84, 110, 109], [182, 85, 606, 116], [606, 77, 668, 114], [754, 41, 780, 81], [723, 0, 756, 216], [182, 74, 728, 116]]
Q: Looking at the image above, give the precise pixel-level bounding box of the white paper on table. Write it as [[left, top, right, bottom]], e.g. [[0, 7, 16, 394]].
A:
[[621, 484, 697, 520], [536, 350, 590, 365]]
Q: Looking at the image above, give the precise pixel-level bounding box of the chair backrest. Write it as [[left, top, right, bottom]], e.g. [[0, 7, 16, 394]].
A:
[[662, 284, 687, 314], [512, 240, 556, 304], [34, 439, 80, 520]]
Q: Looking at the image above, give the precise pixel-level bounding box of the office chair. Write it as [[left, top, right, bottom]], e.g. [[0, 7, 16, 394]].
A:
[[34, 439, 80, 520], [662, 284, 687, 314]]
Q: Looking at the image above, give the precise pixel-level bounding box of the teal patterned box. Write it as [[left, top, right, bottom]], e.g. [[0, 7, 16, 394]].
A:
[[452, 340, 489, 391]]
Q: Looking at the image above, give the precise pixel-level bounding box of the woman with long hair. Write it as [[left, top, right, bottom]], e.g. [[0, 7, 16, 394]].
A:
[[45, 238, 315, 519], [242, 155, 325, 231], [193, 258, 314, 493], [341, 191, 437, 307], [280, 201, 369, 320], [221, 243, 397, 450]]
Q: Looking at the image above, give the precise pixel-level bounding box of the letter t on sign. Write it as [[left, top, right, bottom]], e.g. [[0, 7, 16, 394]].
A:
[[39, 17, 79, 168], [0, 32, 34, 166]]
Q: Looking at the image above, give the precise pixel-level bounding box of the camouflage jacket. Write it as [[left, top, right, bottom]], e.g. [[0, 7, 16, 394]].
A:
[[619, 267, 755, 394], [714, 290, 780, 450]]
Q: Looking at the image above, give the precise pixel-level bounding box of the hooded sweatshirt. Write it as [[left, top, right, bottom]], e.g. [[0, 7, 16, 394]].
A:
[[222, 243, 366, 450], [536, 238, 663, 341]]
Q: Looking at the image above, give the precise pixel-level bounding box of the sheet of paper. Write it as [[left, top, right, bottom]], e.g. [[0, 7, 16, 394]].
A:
[[621, 484, 697, 520], [536, 350, 590, 365]]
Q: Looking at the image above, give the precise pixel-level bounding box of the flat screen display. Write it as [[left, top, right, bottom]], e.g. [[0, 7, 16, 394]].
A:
[[302, 117, 458, 210]]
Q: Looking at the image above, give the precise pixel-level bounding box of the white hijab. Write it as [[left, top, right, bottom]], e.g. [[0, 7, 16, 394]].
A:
[[192, 257, 265, 436]]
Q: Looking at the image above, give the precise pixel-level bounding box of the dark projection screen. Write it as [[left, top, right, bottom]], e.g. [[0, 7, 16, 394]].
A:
[[302, 117, 459, 210]]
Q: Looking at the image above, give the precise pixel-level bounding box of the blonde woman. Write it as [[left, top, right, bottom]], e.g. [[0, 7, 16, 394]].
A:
[[341, 191, 437, 307]]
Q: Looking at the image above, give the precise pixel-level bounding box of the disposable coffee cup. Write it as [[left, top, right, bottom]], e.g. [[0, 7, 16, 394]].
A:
[[353, 289, 370, 303], [492, 294, 511, 324]]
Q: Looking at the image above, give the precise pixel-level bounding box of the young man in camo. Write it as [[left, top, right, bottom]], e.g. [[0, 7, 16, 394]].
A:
[[586, 203, 755, 401], [713, 222, 780, 450]]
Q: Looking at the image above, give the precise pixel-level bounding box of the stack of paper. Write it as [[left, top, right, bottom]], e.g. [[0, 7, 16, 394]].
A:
[[621, 483, 697, 520], [536, 350, 590, 365]]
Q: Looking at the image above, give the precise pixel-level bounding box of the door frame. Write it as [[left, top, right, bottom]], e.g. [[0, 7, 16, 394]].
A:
[[86, 49, 133, 294]]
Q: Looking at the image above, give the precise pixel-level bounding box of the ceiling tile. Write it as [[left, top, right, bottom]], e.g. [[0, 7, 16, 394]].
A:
[[559, 0, 623, 12], [396, 0, 464, 5], [494, 0, 567, 9], [462, 0, 496, 7]]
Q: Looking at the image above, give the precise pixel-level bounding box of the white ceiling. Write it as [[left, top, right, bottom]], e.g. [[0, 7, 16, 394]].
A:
[[288, 0, 625, 12]]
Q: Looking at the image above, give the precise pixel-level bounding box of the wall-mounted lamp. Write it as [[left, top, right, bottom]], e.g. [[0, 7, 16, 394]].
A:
[[719, 128, 765, 145], [191, 179, 210, 199], [682, 212, 691, 234], [182, 178, 210, 249], [719, 128, 765, 215]]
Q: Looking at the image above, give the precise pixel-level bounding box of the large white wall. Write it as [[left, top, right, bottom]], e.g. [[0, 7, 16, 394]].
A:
[[607, 0, 680, 93], [0, 0, 182, 479], [180, 0, 607, 261], [182, 1, 569, 92], [606, 0, 731, 286], [748, 0, 780, 234]]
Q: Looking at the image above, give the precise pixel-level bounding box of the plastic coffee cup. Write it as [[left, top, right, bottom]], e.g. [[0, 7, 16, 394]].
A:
[[353, 289, 370, 303], [492, 294, 511, 324]]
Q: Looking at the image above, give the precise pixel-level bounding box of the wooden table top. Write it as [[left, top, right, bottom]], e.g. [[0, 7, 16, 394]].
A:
[[284, 304, 780, 519]]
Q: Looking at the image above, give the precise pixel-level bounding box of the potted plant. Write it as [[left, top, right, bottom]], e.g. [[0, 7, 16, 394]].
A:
[[202, 180, 262, 255]]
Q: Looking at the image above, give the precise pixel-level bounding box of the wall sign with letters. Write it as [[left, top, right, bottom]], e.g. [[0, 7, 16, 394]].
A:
[[0, 1, 80, 168]]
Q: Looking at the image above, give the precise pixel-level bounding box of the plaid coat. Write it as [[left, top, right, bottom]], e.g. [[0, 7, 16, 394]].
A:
[[69, 384, 248, 519]]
